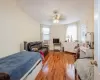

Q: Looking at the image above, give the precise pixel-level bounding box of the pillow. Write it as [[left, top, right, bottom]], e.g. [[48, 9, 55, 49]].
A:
[[79, 50, 87, 58], [79, 49, 93, 59], [31, 48, 38, 52], [85, 49, 94, 58]]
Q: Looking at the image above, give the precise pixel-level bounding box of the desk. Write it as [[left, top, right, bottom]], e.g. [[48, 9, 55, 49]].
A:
[[53, 43, 61, 51]]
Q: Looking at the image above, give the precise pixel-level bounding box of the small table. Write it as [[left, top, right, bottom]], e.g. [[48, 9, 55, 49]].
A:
[[53, 43, 62, 51]]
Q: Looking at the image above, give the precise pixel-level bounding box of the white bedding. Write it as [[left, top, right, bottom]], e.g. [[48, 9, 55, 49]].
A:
[[74, 59, 94, 80]]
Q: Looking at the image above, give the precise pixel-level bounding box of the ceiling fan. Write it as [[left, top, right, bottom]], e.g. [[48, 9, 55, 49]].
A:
[[52, 10, 66, 23]]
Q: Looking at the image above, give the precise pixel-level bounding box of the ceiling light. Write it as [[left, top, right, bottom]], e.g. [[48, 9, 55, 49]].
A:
[[52, 10, 60, 23], [53, 19, 59, 23]]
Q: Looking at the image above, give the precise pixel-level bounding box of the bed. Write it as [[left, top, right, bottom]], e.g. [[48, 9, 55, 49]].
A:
[[74, 47, 94, 80], [74, 46, 94, 80], [74, 58, 94, 80], [0, 51, 42, 80]]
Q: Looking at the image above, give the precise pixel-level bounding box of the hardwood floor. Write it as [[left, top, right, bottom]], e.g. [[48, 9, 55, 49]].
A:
[[35, 51, 75, 80]]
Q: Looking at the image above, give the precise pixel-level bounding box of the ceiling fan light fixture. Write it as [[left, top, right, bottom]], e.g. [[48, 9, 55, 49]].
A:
[[52, 10, 64, 23], [53, 19, 59, 23]]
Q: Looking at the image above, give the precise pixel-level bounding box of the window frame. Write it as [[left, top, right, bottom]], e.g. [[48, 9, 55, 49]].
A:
[[80, 24, 87, 42], [41, 25, 50, 41], [66, 23, 78, 41]]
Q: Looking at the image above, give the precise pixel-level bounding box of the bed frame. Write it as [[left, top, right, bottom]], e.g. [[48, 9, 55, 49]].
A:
[[21, 59, 42, 80]]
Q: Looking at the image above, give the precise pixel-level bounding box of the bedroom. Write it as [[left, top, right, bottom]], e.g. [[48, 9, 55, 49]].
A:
[[0, 0, 100, 80]]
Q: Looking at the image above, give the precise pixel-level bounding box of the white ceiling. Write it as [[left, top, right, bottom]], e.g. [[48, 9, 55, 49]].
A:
[[16, 0, 94, 25]]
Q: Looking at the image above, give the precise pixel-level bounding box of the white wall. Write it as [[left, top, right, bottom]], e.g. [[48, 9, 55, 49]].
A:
[[49, 22, 80, 50], [49, 24, 66, 50], [94, 0, 100, 79], [77, 10, 94, 42], [79, 9, 94, 32], [0, 0, 40, 58]]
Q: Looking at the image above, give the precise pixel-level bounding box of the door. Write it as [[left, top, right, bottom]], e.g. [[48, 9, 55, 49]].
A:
[[94, 0, 100, 80]]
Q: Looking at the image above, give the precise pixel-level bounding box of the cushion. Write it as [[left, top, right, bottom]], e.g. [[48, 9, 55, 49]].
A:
[[31, 48, 38, 52], [80, 48, 93, 59]]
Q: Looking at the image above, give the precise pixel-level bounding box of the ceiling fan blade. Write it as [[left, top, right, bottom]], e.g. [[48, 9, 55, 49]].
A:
[[59, 15, 66, 20], [49, 10, 67, 23], [57, 14, 60, 19]]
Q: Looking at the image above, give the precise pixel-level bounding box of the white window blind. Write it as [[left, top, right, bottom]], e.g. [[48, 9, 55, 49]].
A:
[[42, 27, 50, 40], [66, 24, 77, 41]]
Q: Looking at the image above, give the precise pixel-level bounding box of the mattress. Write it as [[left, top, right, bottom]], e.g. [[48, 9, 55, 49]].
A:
[[74, 58, 94, 80], [0, 51, 41, 80]]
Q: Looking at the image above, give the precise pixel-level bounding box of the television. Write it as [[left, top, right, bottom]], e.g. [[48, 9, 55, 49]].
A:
[[53, 38, 59, 43]]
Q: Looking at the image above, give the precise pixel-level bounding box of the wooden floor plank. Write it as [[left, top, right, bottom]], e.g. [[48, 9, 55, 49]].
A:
[[35, 51, 75, 80]]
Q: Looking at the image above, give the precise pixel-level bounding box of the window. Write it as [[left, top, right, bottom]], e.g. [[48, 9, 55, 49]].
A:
[[42, 27, 50, 41], [66, 24, 77, 41], [81, 24, 87, 42]]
